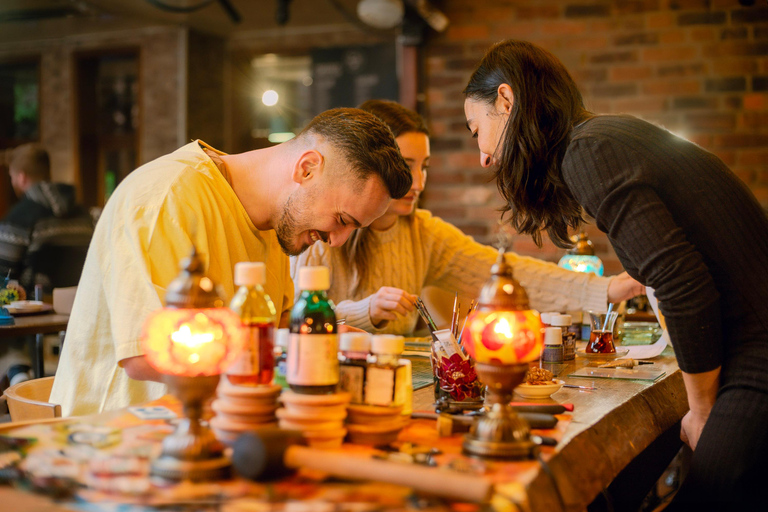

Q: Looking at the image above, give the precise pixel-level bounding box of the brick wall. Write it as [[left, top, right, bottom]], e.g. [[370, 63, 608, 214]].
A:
[[421, 0, 768, 275], [0, 26, 186, 186]]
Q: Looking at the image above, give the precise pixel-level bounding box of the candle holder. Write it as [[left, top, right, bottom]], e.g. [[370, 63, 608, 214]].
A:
[[141, 247, 245, 481], [460, 249, 543, 459]]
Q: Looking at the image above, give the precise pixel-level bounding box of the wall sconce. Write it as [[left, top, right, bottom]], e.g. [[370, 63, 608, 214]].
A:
[[460, 249, 543, 458], [558, 231, 604, 276], [141, 247, 245, 481]]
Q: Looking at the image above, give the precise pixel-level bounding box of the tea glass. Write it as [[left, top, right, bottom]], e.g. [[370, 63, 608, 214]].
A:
[[587, 311, 619, 354]]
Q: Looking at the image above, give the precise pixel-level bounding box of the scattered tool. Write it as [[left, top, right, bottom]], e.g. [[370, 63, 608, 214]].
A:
[[596, 359, 654, 369], [232, 429, 493, 502]]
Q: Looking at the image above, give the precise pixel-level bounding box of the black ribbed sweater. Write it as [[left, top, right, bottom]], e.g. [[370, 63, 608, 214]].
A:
[[562, 115, 768, 382]]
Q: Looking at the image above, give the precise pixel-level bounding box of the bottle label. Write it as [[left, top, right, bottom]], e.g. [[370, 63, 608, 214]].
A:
[[365, 365, 406, 407], [286, 333, 339, 386], [563, 332, 577, 360], [228, 325, 261, 375], [339, 364, 365, 403]]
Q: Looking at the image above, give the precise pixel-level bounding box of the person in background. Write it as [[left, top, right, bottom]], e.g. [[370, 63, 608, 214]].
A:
[[292, 99, 643, 334], [463, 39, 768, 508], [0, 143, 93, 295], [49, 108, 412, 417]]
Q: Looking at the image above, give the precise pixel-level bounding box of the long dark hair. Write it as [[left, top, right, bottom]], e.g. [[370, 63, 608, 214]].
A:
[[340, 100, 429, 293], [463, 40, 592, 248]]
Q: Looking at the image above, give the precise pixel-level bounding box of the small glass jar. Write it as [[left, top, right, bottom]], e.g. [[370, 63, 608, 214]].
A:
[[338, 332, 371, 404]]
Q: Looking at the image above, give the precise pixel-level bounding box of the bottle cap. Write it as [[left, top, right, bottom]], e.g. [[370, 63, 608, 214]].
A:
[[370, 334, 405, 355], [340, 332, 371, 353], [298, 266, 330, 291], [551, 314, 572, 327], [275, 328, 290, 348], [234, 261, 266, 286], [544, 327, 563, 345], [541, 312, 559, 325]]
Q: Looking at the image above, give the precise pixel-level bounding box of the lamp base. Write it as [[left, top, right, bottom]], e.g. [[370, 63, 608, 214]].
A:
[[151, 374, 231, 482], [462, 362, 535, 459], [151, 453, 231, 482]]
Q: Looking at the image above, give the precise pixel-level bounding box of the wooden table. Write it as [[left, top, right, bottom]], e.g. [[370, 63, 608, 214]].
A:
[[0, 347, 687, 512], [0, 312, 69, 378]]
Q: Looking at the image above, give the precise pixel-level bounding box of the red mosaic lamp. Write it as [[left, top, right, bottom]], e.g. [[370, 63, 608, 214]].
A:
[[460, 248, 544, 458], [141, 246, 246, 481]]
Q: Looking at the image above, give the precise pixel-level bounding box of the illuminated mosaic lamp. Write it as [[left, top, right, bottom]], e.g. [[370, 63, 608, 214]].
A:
[[557, 231, 604, 276], [142, 247, 246, 481], [460, 248, 544, 458]]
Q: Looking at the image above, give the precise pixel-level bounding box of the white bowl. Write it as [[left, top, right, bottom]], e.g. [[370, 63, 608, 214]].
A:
[[9, 300, 44, 312], [514, 379, 565, 399]]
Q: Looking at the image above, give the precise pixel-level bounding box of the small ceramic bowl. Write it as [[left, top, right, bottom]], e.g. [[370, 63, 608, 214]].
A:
[[514, 379, 565, 400]]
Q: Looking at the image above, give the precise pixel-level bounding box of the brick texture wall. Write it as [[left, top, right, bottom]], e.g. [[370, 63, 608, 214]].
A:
[[421, 0, 768, 275]]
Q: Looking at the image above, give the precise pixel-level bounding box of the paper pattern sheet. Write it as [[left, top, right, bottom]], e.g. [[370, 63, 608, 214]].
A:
[[623, 287, 671, 360]]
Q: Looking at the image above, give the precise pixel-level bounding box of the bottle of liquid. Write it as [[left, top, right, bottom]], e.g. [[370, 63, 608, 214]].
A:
[[287, 266, 339, 394], [365, 335, 407, 408], [273, 328, 290, 389], [552, 314, 576, 361], [226, 262, 277, 386], [338, 332, 371, 404], [542, 326, 564, 363]]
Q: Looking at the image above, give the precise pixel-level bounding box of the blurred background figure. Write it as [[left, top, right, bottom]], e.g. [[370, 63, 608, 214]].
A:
[[0, 143, 93, 297]]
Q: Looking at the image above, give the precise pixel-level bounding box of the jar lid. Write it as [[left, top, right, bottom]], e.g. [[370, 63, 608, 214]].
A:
[[340, 332, 371, 353], [298, 266, 330, 291], [275, 328, 290, 348], [370, 334, 405, 355], [551, 314, 572, 326], [234, 261, 266, 286], [541, 312, 557, 324], [544, 327, 563, 345]]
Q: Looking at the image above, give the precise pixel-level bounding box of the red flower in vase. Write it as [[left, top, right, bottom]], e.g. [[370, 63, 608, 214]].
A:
[[439, 354, 481, 401]]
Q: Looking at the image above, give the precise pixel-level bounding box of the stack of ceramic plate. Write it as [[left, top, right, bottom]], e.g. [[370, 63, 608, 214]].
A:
[[277, 391, 350, 449], [345, 403, 408, 446], [209, 380, 282, 444]]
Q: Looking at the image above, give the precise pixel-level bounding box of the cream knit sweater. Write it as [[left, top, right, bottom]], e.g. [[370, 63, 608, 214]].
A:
[[291, 209, 610, 334]]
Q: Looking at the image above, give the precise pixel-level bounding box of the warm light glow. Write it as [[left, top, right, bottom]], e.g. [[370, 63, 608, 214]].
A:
[[558, 254, 604, 276], [462, 310, 543, 365], [493, 317, 513, 339], [142, 307, 246, 377], [262, 90, 279, 106]]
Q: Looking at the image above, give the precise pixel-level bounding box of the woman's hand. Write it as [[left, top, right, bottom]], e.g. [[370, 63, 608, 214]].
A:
[[680, 409, 709, 450], [369, 286, 417, 327], [607, 272, 645, 303]]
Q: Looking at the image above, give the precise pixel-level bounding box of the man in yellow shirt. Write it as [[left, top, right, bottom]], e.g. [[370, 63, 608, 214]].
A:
[[50, 108, 412, 417]]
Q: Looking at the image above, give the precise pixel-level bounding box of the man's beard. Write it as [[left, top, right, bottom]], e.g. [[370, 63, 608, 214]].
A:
[[275, 191, 309, 256]]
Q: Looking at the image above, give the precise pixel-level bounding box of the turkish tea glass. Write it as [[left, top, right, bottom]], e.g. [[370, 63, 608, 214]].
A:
[[587, 311, 619, 354]]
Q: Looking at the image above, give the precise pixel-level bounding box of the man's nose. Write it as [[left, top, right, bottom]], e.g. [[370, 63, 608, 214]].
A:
[[480, 152, 493, 168], [328, 225, 356, 247]]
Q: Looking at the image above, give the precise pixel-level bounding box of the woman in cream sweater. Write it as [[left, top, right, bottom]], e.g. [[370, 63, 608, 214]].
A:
[[291, 100, 641, 334]]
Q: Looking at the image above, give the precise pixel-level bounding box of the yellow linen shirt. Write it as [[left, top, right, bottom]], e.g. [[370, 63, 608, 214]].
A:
[[50, 141, 293, 417]]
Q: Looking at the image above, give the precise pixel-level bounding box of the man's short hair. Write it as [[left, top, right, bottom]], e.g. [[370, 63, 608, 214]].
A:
[[298, 108, 412, 199], [9, 143, 50, 182]]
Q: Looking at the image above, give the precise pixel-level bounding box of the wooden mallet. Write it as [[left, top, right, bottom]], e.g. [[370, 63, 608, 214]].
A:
[[231, 428, 493, 503]]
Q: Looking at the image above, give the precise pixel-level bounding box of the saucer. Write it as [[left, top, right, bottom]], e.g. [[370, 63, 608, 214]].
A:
[[576, 348, 629, 360]]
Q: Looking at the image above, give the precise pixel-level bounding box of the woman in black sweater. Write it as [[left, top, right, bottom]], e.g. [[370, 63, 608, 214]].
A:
[[463, 39, 768, 508]]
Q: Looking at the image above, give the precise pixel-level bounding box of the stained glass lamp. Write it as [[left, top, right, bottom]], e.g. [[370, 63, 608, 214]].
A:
[[558, 232, 604, 276]]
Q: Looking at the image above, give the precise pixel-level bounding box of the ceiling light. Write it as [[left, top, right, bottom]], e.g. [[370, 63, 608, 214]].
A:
[[357, 0, 404, 29]]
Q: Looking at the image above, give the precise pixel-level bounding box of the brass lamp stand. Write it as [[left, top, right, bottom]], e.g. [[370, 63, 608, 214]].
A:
[[143, 247, 240, 482], [462, 248, 541, 459], [151, 374, 230, 481], [462, 362, 534, 458]]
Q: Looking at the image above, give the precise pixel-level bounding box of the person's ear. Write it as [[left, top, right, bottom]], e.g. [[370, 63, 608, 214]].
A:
[[291, 150, 324, 185], [496, 84, 514, 114]]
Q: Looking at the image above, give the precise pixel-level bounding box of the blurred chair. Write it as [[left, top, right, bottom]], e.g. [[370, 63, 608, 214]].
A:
[[1, 376, 60, 421], [52, 286, 77, 315]]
